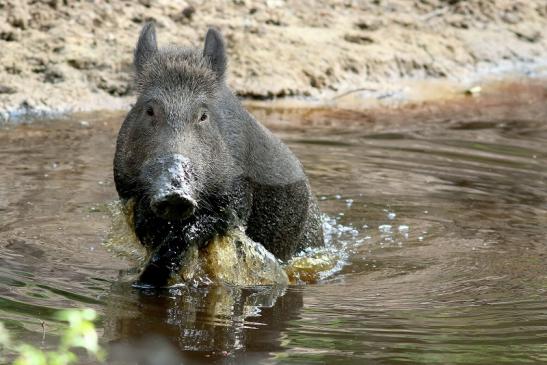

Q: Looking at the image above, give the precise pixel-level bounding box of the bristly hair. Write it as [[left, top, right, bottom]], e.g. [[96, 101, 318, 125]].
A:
[[135, 47, 219, 98]]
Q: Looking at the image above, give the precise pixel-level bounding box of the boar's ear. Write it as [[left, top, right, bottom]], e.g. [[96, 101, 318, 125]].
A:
[[203, 28, 226, 78], [134, 22, 158, 74]]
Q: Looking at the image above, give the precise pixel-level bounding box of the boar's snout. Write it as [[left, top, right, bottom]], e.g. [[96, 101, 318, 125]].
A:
[[142, 154, 198, 221], [150, 191, 197, 221]]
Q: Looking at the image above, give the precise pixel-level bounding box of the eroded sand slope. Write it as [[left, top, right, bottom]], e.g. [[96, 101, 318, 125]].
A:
[[0, 0, 546, 120]]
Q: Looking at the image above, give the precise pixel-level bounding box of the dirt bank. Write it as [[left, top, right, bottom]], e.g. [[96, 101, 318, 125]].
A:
[[1, 0, 546, 122]]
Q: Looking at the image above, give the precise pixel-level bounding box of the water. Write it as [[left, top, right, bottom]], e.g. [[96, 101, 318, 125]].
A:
[[1, 89, 547, 364]]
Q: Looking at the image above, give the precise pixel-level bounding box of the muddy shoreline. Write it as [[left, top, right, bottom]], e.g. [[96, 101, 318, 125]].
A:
[[1, 0, 547, 122], [4, 77, 546, 130]]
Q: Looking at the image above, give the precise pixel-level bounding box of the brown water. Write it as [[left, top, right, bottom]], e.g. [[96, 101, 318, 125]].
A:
[[1, 90, 547, 364]]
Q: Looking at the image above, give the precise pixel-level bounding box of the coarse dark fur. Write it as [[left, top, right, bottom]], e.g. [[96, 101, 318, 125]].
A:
[[113, 23, 323, 287]]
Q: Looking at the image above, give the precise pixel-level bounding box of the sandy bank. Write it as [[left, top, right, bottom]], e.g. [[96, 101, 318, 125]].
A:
[[0, 0, 546, 122]]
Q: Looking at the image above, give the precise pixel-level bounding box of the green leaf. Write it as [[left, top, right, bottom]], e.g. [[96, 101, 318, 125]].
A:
[[47, 351, 78, 365], [13, 345, 47, 365], [0, 322, 10, 348]]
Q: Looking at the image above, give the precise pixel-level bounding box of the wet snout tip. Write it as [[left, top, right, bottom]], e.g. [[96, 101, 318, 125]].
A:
[[150, 192, 197, 221]]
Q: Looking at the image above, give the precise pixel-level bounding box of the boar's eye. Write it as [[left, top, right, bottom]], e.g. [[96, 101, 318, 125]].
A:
[[199, 112, 208, 123], [145, 106, 155, 117]]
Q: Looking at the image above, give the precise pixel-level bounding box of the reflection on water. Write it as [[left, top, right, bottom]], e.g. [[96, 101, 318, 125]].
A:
[[1, 87, 547, 364], [105, 283, 301, 364]]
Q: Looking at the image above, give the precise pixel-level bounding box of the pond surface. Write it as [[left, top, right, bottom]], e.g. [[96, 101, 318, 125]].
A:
[[1, 90, 547, 364]]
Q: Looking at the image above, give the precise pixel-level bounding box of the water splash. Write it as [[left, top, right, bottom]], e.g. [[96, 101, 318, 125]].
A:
[[284, 214, 362, 283], [174, 228, 289, 287], [103, 200, 148, 265], [103, 201, 362, 286]]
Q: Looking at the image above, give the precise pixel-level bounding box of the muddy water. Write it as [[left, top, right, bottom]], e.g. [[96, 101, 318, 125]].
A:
[[1, 93, 547, 364]]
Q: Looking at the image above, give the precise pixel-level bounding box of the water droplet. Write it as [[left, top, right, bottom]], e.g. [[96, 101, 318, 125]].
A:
[[398, 225, 409, 239], [379, 224, 392, 233]]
